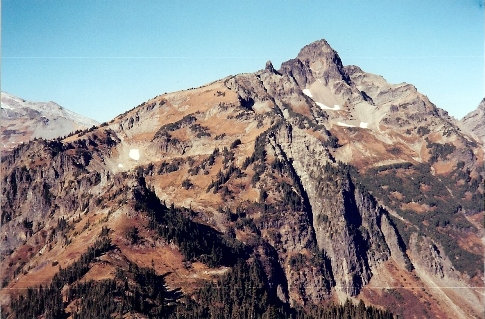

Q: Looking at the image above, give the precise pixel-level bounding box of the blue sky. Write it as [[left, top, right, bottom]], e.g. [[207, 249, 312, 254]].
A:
[[2, 1, 483, 122]]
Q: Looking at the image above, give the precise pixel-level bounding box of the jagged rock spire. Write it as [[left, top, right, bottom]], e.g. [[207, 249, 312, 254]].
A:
[[265, 60, 275, 73]]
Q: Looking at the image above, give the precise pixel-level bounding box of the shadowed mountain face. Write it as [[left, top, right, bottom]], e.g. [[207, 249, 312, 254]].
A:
[[1, 92, 98, 151], [1, 39, 483, 318]]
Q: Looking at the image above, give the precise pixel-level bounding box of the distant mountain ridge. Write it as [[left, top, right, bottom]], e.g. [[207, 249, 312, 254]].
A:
[[460, 98, 485, 142], [1, 92, 98, 150]]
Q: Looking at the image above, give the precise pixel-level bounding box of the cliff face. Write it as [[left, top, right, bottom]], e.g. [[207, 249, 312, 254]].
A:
[[1, 39, 483, 318], [1, 130, 119, 255], [268, 123, 407, 298]]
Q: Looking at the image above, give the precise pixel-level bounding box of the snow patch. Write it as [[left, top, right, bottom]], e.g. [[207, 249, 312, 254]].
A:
[[316, 102, 340, 111], [336, 122, 355, 128], [302, 89, 313, 98], [302, 89, 341, 111], [118, 163, 124, 168], [129, 149, 140, 161], [360, 122, 368, 129]]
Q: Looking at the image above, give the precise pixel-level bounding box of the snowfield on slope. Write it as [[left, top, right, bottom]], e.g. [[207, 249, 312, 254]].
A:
[[302, 89, 313, 98], [316, 102, 340, 111], [129, 149, 140, 160], [336, 122, 355, 128], [303, 88, 341, 111]]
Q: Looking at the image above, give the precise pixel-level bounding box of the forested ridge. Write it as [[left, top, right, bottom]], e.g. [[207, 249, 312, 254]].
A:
[[7, 210, 395, 319]]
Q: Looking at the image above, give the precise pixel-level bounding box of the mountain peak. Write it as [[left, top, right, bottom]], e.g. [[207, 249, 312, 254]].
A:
[[296, 39, 346, 73], [281, 38, 350, 87], [1, 40, 484, 319], [297, 39, 337, 61]]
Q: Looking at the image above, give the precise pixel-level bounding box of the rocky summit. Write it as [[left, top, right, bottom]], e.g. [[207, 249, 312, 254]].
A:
[[1, 39, 483, 318]]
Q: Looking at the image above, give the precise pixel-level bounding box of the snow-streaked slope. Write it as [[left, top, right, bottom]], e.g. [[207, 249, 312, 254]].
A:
[[1, 92, 99, 150]]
